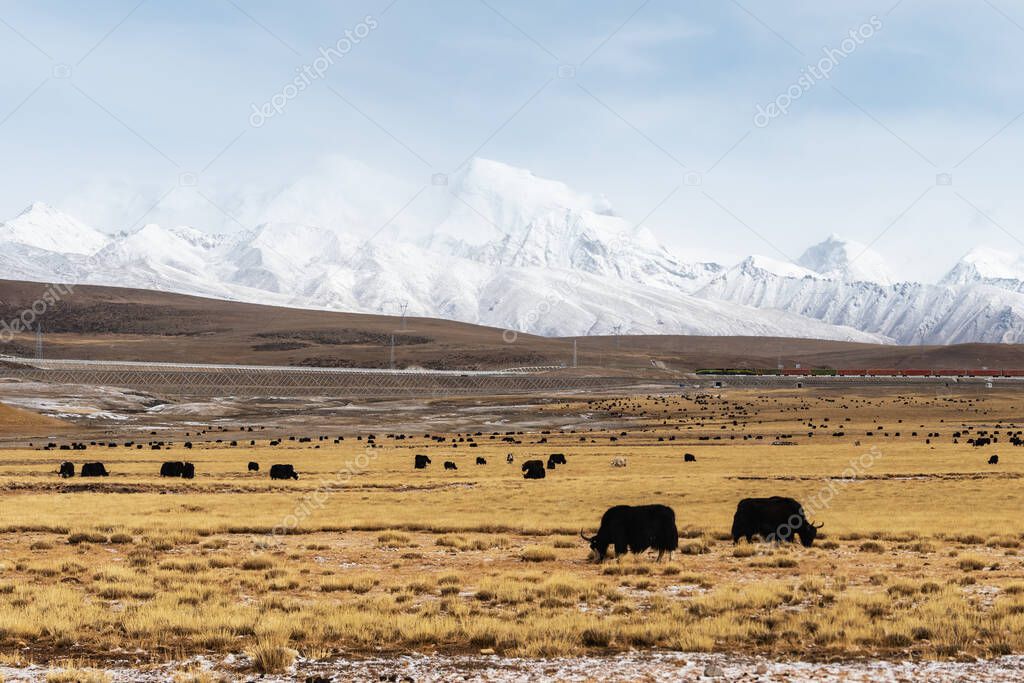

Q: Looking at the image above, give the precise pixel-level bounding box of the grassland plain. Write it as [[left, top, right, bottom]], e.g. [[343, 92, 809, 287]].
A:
[[0, 387, 1022, 674]]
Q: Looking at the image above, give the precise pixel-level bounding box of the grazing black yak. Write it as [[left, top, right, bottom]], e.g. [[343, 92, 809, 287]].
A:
[[547, 453, 566, 469], [270, 464, 298, 480], [80, 462, 108, 477], [160, 461, 185, 477], [581, 504, 678, 562], [522, 460, 545, 479], [731, 496, 822, 547]]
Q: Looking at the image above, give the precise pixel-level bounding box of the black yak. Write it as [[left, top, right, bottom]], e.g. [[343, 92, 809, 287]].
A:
[[270, 464, 298, 480], [731, 496, 822, 547], [522, 460, 545, 479], [160, 461, 185, 477], [80, 462, 108, 477], [581, 504, 678, 562]]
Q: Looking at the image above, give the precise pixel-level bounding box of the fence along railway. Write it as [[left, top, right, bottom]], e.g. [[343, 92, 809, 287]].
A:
[[0, 355, 637, 398]]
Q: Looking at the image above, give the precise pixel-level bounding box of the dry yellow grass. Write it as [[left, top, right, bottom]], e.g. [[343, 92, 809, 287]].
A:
[[0, 387, 1022, 663]]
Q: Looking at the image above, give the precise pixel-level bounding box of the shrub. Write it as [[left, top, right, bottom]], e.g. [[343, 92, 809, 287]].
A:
[[520, 546, 556, 562]]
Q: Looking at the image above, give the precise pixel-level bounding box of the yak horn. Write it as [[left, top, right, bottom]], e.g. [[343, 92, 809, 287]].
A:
[[812, 522, 824, 529], [579, 529, 594, 542]]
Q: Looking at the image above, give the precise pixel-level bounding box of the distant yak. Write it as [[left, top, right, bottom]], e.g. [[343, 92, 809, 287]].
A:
[[270, 464, 298, 480], [80, 462, 108, 477], [522, 460, 545, 479]]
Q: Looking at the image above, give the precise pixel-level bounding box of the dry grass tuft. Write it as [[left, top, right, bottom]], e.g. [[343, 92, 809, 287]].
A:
[[246, 637, 297, 674], [520, 546, 557, 562], [46, 663, 111, 683]]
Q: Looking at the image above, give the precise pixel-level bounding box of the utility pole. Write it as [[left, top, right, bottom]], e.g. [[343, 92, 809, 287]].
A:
[[399, 301, 408, 331], [35, 324, 42, 360], [389, 334, 395, 369], [573, 339, 578, 369]]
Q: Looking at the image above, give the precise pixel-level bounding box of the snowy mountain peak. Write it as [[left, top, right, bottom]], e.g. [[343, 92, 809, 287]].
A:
[[435, 158, 620, 247], [739, 255, 819, 279], [958, 246, 1024, 279], [797, 235, 894, 285], [0, 202, 110, 256], [940, 246, 1024, 290]]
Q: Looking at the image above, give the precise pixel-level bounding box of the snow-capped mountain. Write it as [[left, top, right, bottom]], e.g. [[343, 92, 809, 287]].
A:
[[431, 159, 722, 294], [0, 202, 109, 255], [796, 234, 895, 285], [940, 247, 1024, 293], [697, 248, 1024, 344], [1, 159, 1023, 345]]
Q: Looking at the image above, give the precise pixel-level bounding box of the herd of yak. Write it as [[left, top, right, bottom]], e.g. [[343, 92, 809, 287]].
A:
[[50, 444, 823, 562], [413, 451, 567, 478], [56, 461, 299, 480], [582, 497, 823, 562]]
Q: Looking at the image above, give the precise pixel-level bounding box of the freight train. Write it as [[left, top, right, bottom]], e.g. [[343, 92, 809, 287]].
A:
[[695, 368, 1024, 377]]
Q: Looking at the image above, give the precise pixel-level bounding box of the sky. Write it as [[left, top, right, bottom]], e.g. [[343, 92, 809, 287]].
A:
[[1, 0, 1023, 281]]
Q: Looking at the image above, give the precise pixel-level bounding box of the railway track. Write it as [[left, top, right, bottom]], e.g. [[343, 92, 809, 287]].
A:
[[0, 355, 638, 398]]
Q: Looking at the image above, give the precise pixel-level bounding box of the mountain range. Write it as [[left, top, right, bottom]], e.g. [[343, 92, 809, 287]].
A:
[[3, 158, 1024, 345]]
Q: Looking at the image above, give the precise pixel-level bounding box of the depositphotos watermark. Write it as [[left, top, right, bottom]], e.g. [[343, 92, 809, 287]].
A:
[[764, 445, 883, 547], [0, 283, 73, 344], [249, 15, 379, 128], [267, 446, 381, 538], [754, 16, 882, 128], [502, 272, 584, 343]]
